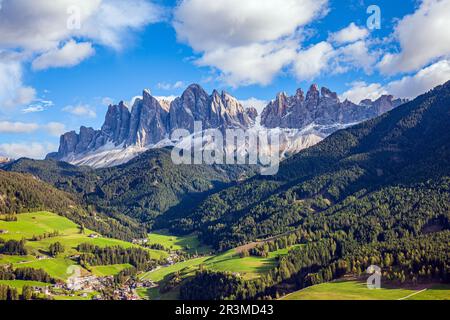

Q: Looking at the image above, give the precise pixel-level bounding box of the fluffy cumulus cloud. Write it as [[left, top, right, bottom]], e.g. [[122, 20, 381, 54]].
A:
[[334, 40, 378, 74], [293, 42, 334, 80], [198, 40, 298, 86], [62, 104, 97, 118], [0, 0, 164, 110], [173, 0, 328, 86], [387, 59, 450, 98], [341, 82, 388, 104], [32, 40, 95, 70], [0, 142, 57, 159], [378, 0, 450, 74], [342, 59, 450, 103], [0, 121, 39, 134], [0, 56, 36, 110], [0, 0, 164, 52], [328, 23, 368, 45]]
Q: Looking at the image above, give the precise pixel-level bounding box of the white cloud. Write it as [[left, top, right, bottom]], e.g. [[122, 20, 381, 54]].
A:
[[198, 40, 298, 86], [0, 57, 36, 110], [0, 121, 39, 133], [101, 97, 114, 106], [293, 42, 334, 80], [378, 0, 450, 74], [21, 99, 54, 113], [0, 120, 66, 136], [174, 0, 328, 50], [239, 98, 268, 114], [334, 40, 378, 74], [32, 40, 95, 70], [173, 0, 328, 86], [329, 23, 368, 45], [0, 0, 164, 109], [0, 0, 165, 52], [0, 142, 57, 159], [157, 81, 186, 90], [44, 122, 66, 137], [341, 59, 450, 103], [340, 82, 387, 104], [387, 59, 450, 98], [22, 106, 44, 113], [62, 104, 97, 118]]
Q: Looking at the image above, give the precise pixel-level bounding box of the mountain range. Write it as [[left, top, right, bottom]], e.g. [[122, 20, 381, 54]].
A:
[[47, 84, 406, 168]]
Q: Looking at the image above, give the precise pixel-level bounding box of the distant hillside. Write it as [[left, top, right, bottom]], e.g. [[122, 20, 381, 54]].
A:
[[6, 148, 255, 229], [0, 170, 146, 241]]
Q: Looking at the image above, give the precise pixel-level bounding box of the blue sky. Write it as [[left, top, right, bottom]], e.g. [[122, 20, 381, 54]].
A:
[[1, 0, 450, 159]]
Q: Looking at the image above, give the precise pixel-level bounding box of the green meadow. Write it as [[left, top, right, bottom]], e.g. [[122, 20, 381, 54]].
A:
[[0, 280, 49, 293], [140, 256, 211, 282], [0, 211, 167, 281], [15, 258, 78, 280], [141, 244, 302, 284], [147, 231, 212, 254], [281, 280, 450, 300], [90, 264, 133, 277]]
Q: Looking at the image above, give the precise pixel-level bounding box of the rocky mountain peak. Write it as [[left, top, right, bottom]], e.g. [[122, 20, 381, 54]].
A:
[[261, 84, 405, 129], [321, 87, 339, 101], [295, 88, 305, 101], [50, 83, 254, 161], [305, 84, 320, 106]]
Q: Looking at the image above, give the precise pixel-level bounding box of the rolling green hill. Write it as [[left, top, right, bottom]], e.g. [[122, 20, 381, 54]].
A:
[[0, 170, 146, 241]]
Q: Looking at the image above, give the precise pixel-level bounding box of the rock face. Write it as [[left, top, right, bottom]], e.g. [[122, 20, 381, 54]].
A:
[[102, 101, 131, 146], [261, 85, 406, 129], [49, 84, 254, 160], [169, 84, 253, 132]]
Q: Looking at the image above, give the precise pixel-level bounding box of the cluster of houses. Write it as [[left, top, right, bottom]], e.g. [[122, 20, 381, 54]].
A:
[[132, 238, 149, 245]]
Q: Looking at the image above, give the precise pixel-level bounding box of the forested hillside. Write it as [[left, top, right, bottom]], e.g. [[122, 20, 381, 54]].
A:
[[177, 81, 450, 299], [6, 148, 255, 229], [0, 171, 146, 241]]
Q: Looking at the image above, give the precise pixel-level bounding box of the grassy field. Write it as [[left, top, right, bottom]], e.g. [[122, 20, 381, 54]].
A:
[[14, 258, 78, 280], [0, 280, 49, 293], [140, 257, 211, 282], [148, 231, 211, 254], [0, 211, 167, 282], [91, 264, 133, 277], [281, 280, 450, 300], [0, 254, 36, 264], [0, 212, 167, 258], [141, 244, 302, 285], [204, 250, 276, 280], [204, 245, 303, 280]]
